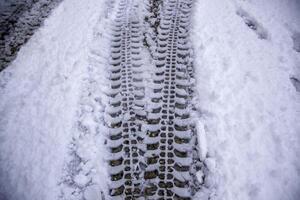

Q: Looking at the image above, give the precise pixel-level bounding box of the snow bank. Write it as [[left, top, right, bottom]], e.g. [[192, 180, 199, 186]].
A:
[[0, 0, 106, 199], [191, 0, 300, 199]]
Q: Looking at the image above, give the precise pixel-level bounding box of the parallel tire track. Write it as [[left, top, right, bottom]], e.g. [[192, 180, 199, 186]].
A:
[[106, 0, 202, 199]]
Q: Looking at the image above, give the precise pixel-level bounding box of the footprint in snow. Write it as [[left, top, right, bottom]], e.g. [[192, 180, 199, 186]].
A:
[[290, 76, 300, 92], [236, 8, 269, 40]]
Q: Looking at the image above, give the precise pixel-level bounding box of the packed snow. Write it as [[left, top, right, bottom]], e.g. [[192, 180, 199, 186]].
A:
[[0, 0, 299, 199]]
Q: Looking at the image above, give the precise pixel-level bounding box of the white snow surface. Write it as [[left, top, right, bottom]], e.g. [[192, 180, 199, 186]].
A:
[[192, 0, 300, 199], [0, 0, 109, 199], [0, 0, 300, 200]]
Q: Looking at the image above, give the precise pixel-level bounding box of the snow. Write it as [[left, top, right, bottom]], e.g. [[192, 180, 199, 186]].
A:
[[83, 185, 103, 200], [0, 0, 62, 71], [290, 77, 300, 92], [292, 32, 300, 52], [0, 0, 299, 199], [0, 0, 109, 199], [191, 0, 300, 199], [196, 121, 207, 161]]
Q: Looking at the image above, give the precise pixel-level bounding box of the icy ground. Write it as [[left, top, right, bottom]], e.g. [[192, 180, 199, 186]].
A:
[[0, 0, 300, 200]]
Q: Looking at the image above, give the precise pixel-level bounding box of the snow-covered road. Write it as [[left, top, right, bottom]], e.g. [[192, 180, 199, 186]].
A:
[[0, 0, 299, 199]]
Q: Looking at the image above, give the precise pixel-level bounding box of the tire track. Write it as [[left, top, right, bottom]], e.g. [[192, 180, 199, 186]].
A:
[[144, 0, 202, 199], [105, 0, 146, 199], [106, 0, 204, 199]]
